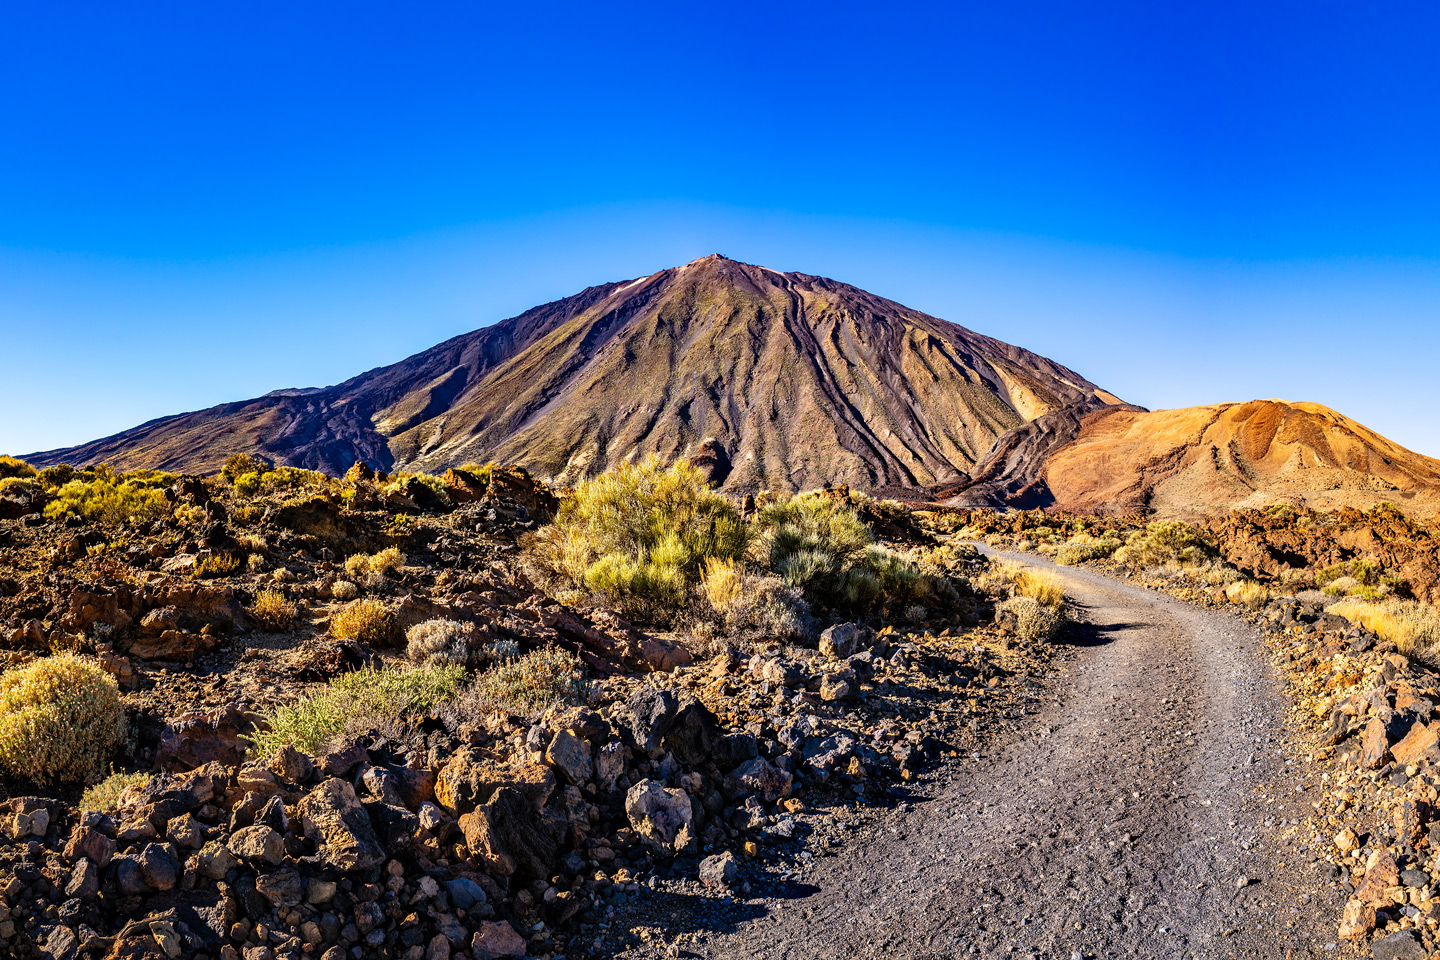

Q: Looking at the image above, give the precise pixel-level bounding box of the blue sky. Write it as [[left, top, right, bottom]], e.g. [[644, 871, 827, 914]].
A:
[[2, 2, 1438, 456]]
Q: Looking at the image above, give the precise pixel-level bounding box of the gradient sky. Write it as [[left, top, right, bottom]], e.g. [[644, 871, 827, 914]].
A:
[[3, 2, 1438, 457]]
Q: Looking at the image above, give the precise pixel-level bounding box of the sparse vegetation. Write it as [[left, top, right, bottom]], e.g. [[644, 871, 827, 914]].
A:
[[405, 618, 479, 668], [997, 596, 1064, 643], [0, 654, 127, 785], [330, 598, 396, 645], [42, 465, 172, 524], [1225, 579, 1269, 607], [1114, 520, 1215, 570], [79, 770, 153, 812], [248, 589, 299, 632], [344, 546, 406, 580], [1327, 598, 1440, 661], [0, 455, 38, 480], [450, 647, 592, 720], [1055, 532, 1123, 566], [194, 551, 241, 579], [698, 557, 810, 644], [999, 562, 1066, 609], [246, 664, 466, 756]]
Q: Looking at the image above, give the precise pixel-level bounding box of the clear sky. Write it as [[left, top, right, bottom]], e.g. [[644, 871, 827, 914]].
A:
[[2, 2, 1438, 457]]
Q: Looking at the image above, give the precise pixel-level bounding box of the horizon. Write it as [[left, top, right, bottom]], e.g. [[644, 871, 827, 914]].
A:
[[3, 3, 1440, 458]]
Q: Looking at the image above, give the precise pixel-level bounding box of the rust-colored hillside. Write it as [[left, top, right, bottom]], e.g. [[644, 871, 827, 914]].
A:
[[947, 399, 1440, 517], [26, 255, 1117, 492]]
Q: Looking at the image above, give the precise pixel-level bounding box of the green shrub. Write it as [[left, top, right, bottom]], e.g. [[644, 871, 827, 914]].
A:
[[80, 770, 152, 812], [42, 466, 172, 524], [37, 464, 76, 488], [233, 472, 261, 495], [997, 596, 1064, 643], [330, 598, 396, 645], [193, 552, 241, 579], [246, 664, 466, 756], [1055, 532, 1123, 566], [535, 456, 746, 619], [0, 654, 126, 784]]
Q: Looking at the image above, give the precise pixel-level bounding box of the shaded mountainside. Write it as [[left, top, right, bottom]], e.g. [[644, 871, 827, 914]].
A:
[[25, 255, 1118, 493], [947, 399, 1440, 517]]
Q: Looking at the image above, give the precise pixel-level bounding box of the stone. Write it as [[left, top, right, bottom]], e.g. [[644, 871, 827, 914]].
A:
[[723, 757, 793, 803], [458, 787, 564, 880], [43, 925, 77, 960], [1355, 848, 1400, 904], [197, 840, 238, 880], [64, 825, 116, 867], [1391, 721, 1439, 766], [442, 877, 487, 910], [255, 867, 304, 908], [306, 878, 337, 904], [544, 729, 593, 785], [65, 858, 100, 899], [625, 779, 694, 855], [664, 701, 721, 767], [594, 741, 626, 791], [1360, 717, 1388, 770], [1338, 897, 1376, 940], [819, 668, 859, 702], [139, 842, 181, 890], [156, 704, 252, 773], [427, 933, 451, 960], [435, 748, 556, 815], [1372, 929, 1425, 960], [149, 920, 183, 959], [268, 745, 314, 783], [228, 825, 284, 866], [166, 813, 205, 849], [760, 658, 807, 689], [819, 623, 869, 659], [1334, 827, 1359, 853], [470, 920, 527, 959], [296, 778, 385, 872], [699, 850, 740, 889], [619, 686, 680, 754], [417, 802, 449, 833]]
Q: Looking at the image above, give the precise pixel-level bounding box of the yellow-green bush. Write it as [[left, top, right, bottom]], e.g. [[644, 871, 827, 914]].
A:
[[0, 654, 126, 784], [344, 546, 406, 580], [534, 456, 745, 618], [1114, 520, 1215, 570], [997, 596, 1064, 642], [330, 598, 396, 645], [220, 453, 273, 485], [1225, 580, 1269, 607], [1055, 532, 1123, 566], [193, 552, 241, 579], [751, 492, 929, 609], [247, 664, 466, 755], [1328, 598, 1440, 660], [249, 589, 299, 632], [0, 455, 37, 480], [42, 466, 172, 524], [699, 557, 809, 643]]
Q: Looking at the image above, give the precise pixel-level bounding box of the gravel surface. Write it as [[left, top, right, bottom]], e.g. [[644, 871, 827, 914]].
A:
[[618, 551, 1346, 959]]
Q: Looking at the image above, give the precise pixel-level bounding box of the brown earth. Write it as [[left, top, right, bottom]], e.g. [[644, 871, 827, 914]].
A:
[[946, 399, 1440, 518], [24, 255, 1117, 494]]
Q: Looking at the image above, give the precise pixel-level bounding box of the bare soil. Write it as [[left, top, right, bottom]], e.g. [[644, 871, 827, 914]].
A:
[[616, 552, 1344, 959]]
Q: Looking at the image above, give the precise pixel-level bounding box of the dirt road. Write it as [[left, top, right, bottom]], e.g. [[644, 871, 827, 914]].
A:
[[622, 552, 1344, 959]]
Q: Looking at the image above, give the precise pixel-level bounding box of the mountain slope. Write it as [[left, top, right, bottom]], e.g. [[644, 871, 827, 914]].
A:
[[26, 255, 1119, 492], [946, 399, 1440, 516]]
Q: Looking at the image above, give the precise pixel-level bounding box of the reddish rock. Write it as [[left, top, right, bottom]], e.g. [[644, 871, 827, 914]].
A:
[[470, 920, 527, 959], [1359, 717, 1388, 770], [1391, 721, 1439, 766]]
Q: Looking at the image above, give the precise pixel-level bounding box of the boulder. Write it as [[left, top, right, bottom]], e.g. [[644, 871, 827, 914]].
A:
[[663, 701, 720, 767], [699, 850, 740, 889], [819, 623, 870, 659], [618, 687, 679, 754], [544, 729, 593, 786], [435, 748, 556, 815], [723, 757, 793, 803], [1372, 930, 1425, 960], [156, 703, 252, 771], [458, 787, 564, 880], [470, 920, 527, 959], [227, 825, 284, 866], [1391, 721, 1439, 766], [296, 778, 385, 872], [624, 779, 694, 855], [819, 668, 860, 702]]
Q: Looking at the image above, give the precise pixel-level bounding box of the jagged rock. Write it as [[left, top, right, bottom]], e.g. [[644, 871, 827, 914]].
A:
[[1360, 717, 1388, 769], [699, 850, 740, 889], [663, 701, 720, 767], [255, 868, 304, 908], [819, 623, 871, 659], [228, 825, 284, 866], [1391, 721, 1438, 766], [1372, 930, 1425, 960], [618, 686, 680, 753], [803, 733, 857, 780], [157, 703, 252, 771], [594, 741, 626, 791], [64, 825, 115, 867], [624, 779, 694, 855], [723, 757, 793, 803], [820, 668, 860, 702], [470, 920, 527, 959], [435, 748, 556, 815], [544, 729, 593, 786], [458, 787, 564, 879], [296, 778, 385, 872], [268, 745, 314, 784]]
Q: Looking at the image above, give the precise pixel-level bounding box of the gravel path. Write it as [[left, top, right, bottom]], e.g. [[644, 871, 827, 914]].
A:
[[621, 552, 1345, 959]]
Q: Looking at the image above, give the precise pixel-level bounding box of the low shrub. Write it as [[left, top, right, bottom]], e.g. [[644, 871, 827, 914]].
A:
[[246, 664, 466, 755], [997, 596, 1064, 643], [330, 598, 396, 645], [80, 770, 153, 812], [1000, 562, 1066, 609], [343, 547, 406, 580], [534, 457, 746, 619], [699, 558, 810, 644], [193, 552, 241, 579], [1055, 532, 1123, 566], [0, 654, 127, 784], [0, 455, 37, 480], [221, 453, 273, 485], [450, 647, 592, 720], [249, 589, 299, 632], [331, 580, 359, 601], [1225, 580, 1269, 607], [405, 619, 480, 668], [1114, 520, 1215, 570]]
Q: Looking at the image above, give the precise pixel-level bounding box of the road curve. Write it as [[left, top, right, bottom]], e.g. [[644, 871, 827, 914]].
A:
[[631, 551, 1342, 959]]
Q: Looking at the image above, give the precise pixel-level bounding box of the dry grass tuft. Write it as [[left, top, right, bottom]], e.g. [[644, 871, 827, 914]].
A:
[[330, 598, 396, 646], [1225, 580, 1269, 607], [1000, 562, 1066, 609], [249, 589, 299, 632], [1327, 598, 1440, 661]]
